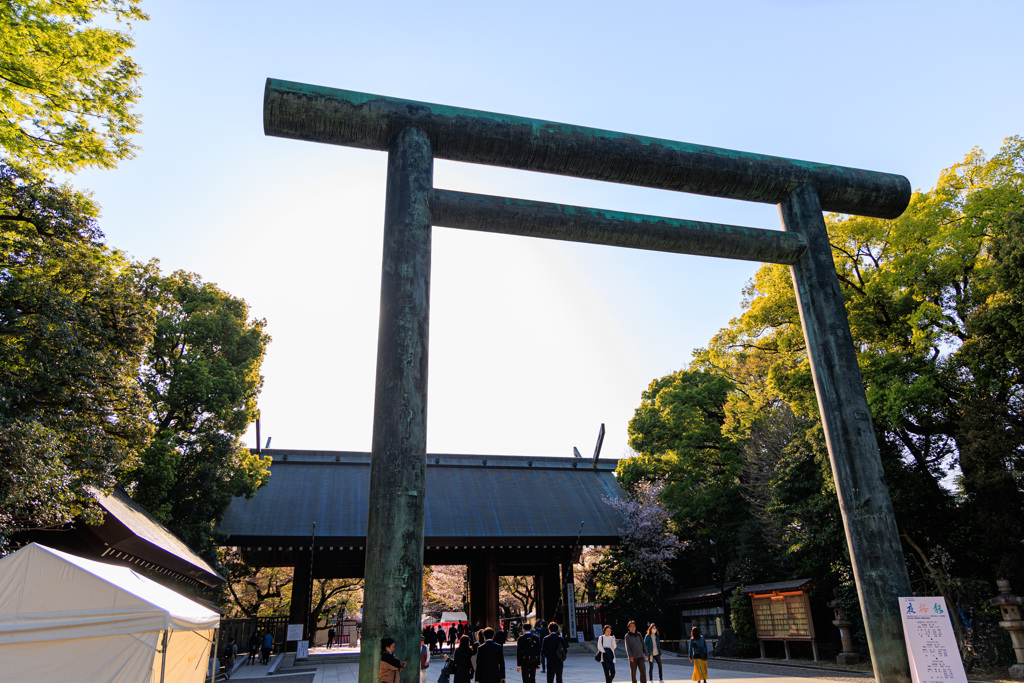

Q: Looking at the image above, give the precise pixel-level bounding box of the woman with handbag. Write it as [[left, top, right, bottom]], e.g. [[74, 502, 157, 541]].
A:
[[688, 627, 708, 683], [596, 625, 617, 683]]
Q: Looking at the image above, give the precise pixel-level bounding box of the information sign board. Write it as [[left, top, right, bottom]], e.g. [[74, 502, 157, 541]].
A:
[[899, 597, 967, 683], [296, 640, 309, 660], [287, 624, 304, 642]]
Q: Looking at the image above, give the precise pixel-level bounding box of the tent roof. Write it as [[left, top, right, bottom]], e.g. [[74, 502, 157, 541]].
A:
[[0, 543, 219, 645]]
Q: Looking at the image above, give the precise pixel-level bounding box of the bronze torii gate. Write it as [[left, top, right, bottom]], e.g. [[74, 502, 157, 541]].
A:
[[263, 79, 914, 683]]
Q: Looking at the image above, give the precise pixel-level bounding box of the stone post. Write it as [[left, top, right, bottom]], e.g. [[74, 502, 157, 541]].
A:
[[992, 579, 1024, 679], [829, 588, 860, 665]]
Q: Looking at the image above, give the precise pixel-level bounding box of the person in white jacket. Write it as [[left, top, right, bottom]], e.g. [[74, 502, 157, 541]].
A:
[[597, 625, 617, 683]]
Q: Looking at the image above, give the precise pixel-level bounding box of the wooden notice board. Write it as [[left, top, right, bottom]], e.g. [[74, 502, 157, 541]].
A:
[[744, 580, 818, 661]]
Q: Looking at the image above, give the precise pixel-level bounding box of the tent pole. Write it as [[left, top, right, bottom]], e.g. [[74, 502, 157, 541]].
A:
[[210, 627, 218, 683], [159, 630, 169, 683]]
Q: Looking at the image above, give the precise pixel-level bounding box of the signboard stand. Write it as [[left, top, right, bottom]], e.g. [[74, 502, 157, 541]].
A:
[[899, 597, 967, 683], [286, 623, 308, 660]]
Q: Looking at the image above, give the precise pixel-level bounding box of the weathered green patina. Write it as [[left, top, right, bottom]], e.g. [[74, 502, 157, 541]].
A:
[[781, 184, 912, 683], [360, 126, 432, 683], [263, 78, 914, 683], [429, 189, 808, 265], [264, 79, 910, 219]]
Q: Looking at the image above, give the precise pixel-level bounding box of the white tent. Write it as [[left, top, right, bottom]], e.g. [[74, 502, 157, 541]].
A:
[[0, 543, 219, 683]]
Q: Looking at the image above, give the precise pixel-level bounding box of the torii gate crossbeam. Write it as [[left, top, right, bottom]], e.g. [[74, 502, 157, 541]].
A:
[[263, 78, 914, 683]]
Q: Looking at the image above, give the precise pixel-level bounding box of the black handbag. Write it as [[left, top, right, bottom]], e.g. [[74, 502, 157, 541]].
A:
[[595, 652, 602, 662]]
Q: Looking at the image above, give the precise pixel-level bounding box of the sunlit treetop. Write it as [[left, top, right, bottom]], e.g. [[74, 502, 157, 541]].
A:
[[0, 1, 148, 174]]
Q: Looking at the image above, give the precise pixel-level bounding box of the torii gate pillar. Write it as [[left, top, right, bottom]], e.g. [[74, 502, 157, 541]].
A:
[[359, 126, 433, 683]]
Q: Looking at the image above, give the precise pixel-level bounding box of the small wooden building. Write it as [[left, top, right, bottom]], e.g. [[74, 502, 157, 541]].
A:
[[667, 582, 739, 650], [743, 579, 818, 661]]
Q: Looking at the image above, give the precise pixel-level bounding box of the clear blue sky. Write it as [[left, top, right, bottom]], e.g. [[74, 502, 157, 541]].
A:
[[78, 0, 1023, 458]]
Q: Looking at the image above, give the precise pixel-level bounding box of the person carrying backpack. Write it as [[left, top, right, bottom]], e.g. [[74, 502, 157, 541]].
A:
[[516, 622, 541, 683], [221, 636, 238, 679], [689, 627, 708, 683]]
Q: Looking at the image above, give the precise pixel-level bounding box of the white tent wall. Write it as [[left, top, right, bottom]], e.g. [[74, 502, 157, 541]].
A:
[[0, 544, 219, 683], [151, 627, 217, 683], [0, 631, 161, 682]]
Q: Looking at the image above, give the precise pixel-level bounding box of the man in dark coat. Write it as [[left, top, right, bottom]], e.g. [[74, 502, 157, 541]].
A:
[[516, 622, 541, 683], [541, 623, 566, 683], [475, 627, 506, 683], [535, 622, 549, 672]]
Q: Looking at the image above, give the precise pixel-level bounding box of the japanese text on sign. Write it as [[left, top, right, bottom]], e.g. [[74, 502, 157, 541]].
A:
[[899, 597, 966, 683]]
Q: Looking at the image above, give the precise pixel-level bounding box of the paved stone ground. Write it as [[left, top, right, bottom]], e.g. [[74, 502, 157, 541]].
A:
[[227, 645, 873, 683]]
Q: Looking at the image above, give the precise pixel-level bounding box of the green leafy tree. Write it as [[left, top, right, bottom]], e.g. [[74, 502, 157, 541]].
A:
[[621, 370, 748, 578], [309, 578, 362, 645], [729, 588, 759, 657], [0, 162, 156, 547], [672, 137, 1024, 663], [222, 548, 293, 618], [129, 271, 271, 561], [0, 0, 147, 173]]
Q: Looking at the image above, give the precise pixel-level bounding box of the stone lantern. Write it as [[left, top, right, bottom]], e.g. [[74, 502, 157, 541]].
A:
[[829, 588, 860, 665], [992, 579, 1024, 679]]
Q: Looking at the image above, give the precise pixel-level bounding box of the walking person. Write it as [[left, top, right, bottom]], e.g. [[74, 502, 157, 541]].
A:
[[541, 622, 566, 683], [261, 630, 274, 665], [645, 623, 663, 683], [449, 624, 459, 653], [247, 631, 260, 665], [222, 636, 238, 679], [597, 625, 617, 683], [328, 626, 337, 649], [516, 622, 541, 683], [535, 621, 549, 673], [689, 627, 708, 683], [380, 637, 408, 683], [427, 625, 437, 654], [623, 621, 647, 683], [453, 635, 475, 683], [476, 628, 506, 683], [421, 636, 431, 683]]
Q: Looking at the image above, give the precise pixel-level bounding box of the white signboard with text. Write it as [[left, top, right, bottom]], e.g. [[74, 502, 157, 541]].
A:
[[287, 624, 304, 642], [899, 597, 967, 683]]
